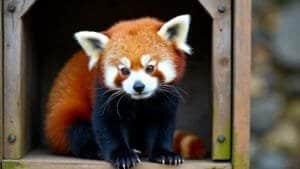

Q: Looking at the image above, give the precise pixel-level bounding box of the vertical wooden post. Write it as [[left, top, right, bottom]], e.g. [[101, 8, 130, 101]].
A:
[[1, 0, 4, 164], [199, 0, 232, 160], [3, 0, 36, 159], [211, 0, 232, 160], [232, 0, 251, 169]]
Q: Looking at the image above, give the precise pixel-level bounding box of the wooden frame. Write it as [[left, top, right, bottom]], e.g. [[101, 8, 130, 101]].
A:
[[1, 0, 4, 164], [199, 0, 232, 160], [1, 0, 251, 168], [232, 0, 251, 169], [3, 0, 35, 159]]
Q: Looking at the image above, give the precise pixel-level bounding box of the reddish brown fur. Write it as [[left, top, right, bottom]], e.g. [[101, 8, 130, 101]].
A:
[[98, 18, 186, 80], [173, 130, 206, 159], [45, 52, 95, 153], [45, 17, 186, 154]]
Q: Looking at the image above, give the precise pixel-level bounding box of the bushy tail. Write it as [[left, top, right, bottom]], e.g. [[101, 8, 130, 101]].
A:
[[173, 130, 206, 159]]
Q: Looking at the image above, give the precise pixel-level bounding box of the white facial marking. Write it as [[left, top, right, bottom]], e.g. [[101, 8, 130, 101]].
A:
[[149, 60, 157, 66], [158, 60, 176, 83], [141, 54, 152, 67], [120, 57, 131, 68], [122, 70, 159, 99], [104, 62, 118, 89]]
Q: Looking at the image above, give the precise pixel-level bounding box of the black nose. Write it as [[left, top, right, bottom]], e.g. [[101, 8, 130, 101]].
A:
[[133, 81, 145, 93]]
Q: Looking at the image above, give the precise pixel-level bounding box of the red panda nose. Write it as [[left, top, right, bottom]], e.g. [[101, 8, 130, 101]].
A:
[[133, 81, 145, 93]]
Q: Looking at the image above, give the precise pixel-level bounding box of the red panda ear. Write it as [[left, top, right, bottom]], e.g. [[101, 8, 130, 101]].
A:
[[74, 31, 110, 70], [158, 15, 192, 55]]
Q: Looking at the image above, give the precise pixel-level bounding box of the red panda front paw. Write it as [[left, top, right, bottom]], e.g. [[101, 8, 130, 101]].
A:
[[111, 147, 141, 169], [149, 150, 184, 165]]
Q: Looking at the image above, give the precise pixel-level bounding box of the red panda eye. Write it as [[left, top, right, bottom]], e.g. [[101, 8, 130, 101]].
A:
[[145, 65, 154, 73], [120, 67, 130, 76]]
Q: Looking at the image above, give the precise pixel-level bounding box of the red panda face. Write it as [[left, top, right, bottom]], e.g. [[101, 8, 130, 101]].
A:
[[102, 53, 177, 99], [75, 15, 191, 100], [113, 55, 160, 99]]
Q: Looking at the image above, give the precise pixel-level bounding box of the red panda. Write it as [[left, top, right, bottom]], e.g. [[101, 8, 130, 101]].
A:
[[45, 15, 205, 169]]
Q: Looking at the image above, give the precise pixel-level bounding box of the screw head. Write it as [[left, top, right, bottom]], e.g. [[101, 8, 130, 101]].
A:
[[217, 135, 226, 143], [217, 5, 226, 13], [7, 4, 16, 13], [8, 134, 17, 144]]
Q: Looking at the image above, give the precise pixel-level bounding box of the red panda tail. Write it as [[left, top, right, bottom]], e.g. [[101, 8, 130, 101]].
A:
[[173, 130, 206, 159]]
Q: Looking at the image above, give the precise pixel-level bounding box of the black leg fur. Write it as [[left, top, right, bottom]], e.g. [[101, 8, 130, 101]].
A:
[[92, 86, 140, 169], [92, 83, 183, 168], [68, 120, 101, 159], [143, 89, 184, 165]]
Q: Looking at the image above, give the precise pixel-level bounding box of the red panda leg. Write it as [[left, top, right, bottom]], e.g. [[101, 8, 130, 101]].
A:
[[45, 100, 92, 155], [68, 120, 100, 159]]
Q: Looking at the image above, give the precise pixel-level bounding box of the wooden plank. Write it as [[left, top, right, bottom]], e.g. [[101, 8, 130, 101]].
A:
[[232, 0, 251, 169], [18, 0, 36, 17], [3, 160, 231, 169], [3, 0, 37, 159], [2, 149, 231, 169], [198, 0, 217, 17], [0, 0, 3, 161], [211, 0, 232, 160]]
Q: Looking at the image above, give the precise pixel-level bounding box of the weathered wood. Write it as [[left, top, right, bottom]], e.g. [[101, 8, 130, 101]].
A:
[[0, 0, 2, 161], [18, 0, 36, 17], [2, 149, 232, 169], [1, 0, 239, 164], [211, 0, 232, 160], [3, 0, 37, 159], [232, 0, 251, 169], [198, 0, 221, 18]]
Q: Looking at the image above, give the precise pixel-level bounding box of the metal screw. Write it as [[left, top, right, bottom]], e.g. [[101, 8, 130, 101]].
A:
[[7, 3, 16, 13], [217, 5, 226, 13], [217, 135, 226, 143], [8, 134, 17, 144]]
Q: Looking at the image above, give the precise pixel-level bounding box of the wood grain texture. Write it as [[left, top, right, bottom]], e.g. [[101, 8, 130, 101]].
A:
[[232, 0, 251, 169], [209, 0, 232, 160], [2, 0, 233, 163], [3, 0, 37, 159], [2, 149, 231, 169], [198, 0, 220, 18], [30, 0, 213, 152], [1, 0, 4, 162]]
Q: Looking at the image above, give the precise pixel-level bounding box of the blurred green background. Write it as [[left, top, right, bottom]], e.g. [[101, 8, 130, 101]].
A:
[[251, 0, 300, 168]]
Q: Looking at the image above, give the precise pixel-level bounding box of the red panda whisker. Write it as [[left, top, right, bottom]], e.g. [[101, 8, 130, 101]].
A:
[[175, 87, 189, 96], [161, 84, 189, 96], [160, 84, 187, 98], [94, 86, 120, 96], [116, 93, 127, 118], [160, 86, 185, 103], [101, 89, 120, 96], [158, 89, 178, 105], [159, 88, 183, 104], [100, 90, 124, 115]]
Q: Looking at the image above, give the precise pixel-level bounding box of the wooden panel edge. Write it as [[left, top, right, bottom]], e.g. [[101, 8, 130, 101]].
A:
[[2, 149, 232, 169], [232, 0, 251, 169], [2, 160, 231, 169], [198, 0, 216, 17], [211, 0, 232, 160], [0, 0, 2, 161], [3, 0, 35, 159]]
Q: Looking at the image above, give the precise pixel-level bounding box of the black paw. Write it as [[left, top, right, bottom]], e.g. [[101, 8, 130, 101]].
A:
[[111, 148, 141, 169], [149, 150, 184, 165]]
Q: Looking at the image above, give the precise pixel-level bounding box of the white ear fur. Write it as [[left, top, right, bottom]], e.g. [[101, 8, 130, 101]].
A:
[[158, 14, 192, 54], [74, 31, 109, 70]]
